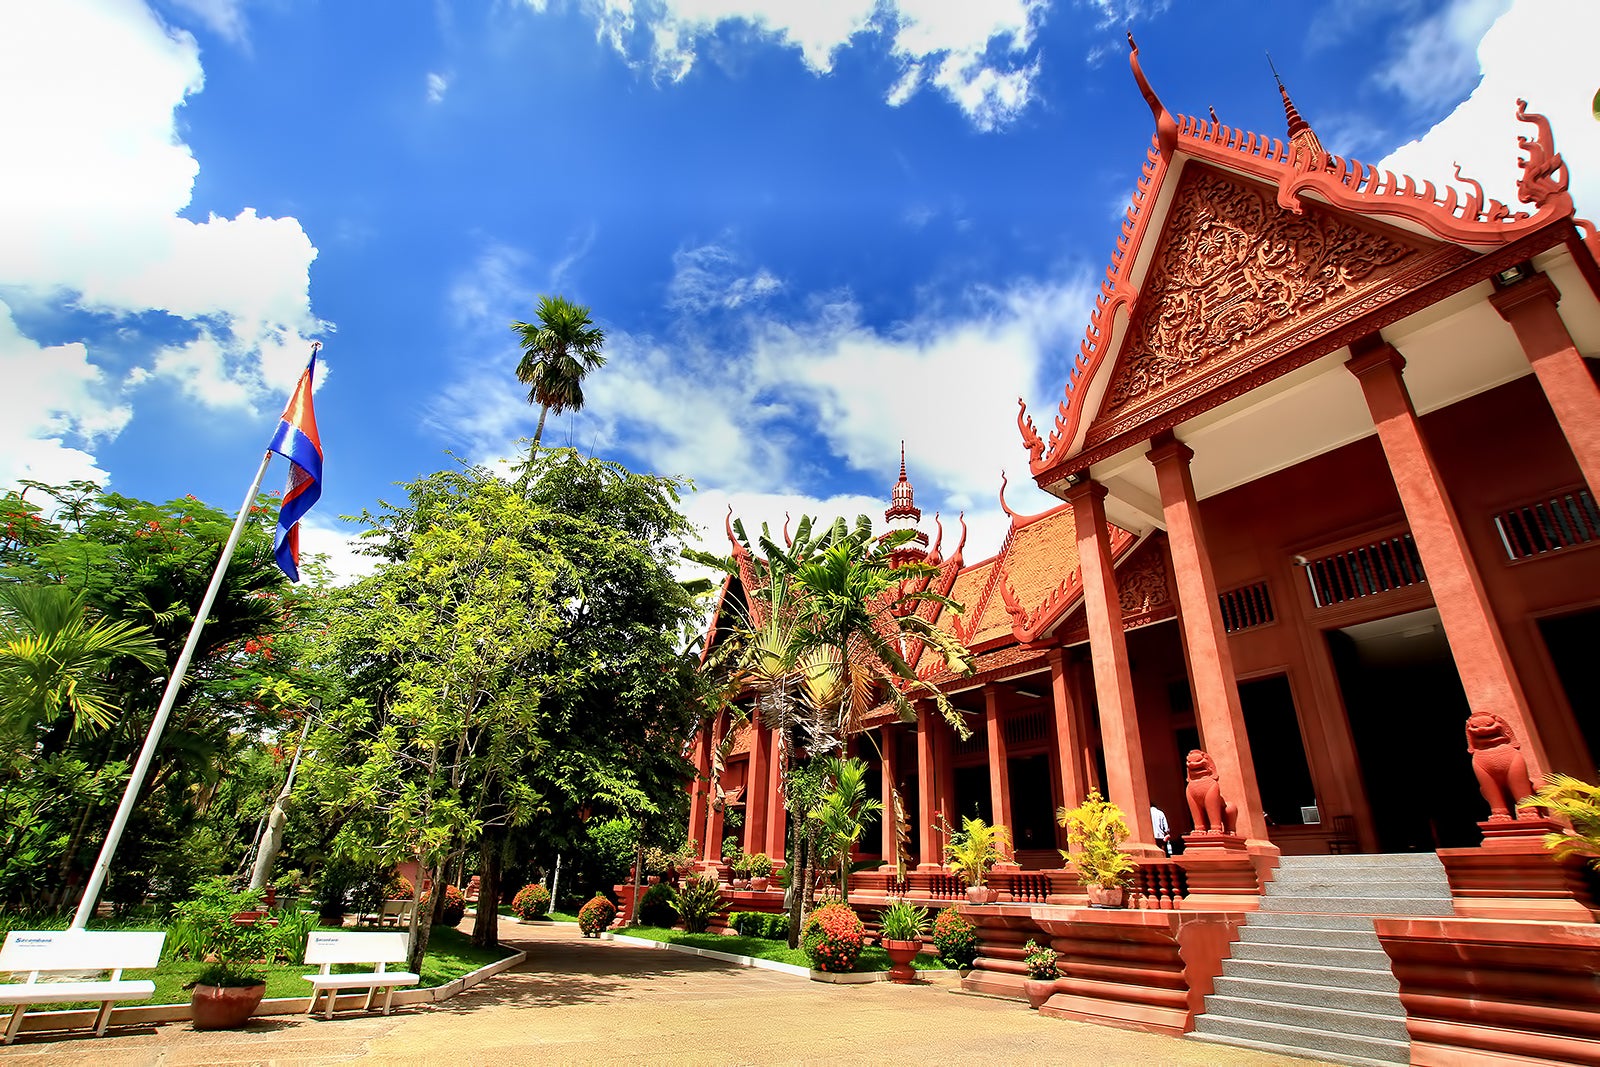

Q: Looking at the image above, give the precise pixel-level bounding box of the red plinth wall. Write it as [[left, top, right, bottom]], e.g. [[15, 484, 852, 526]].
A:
[[1438, 820, 1599, 923], [1374, 917, 1600, 1066], [961, 905, 1245, 1036]]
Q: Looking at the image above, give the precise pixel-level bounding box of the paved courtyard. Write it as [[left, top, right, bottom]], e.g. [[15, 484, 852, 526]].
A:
[[3, 919, 1317, 1065]]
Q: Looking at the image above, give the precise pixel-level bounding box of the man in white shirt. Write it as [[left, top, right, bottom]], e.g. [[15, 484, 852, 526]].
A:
[[1150, 805, 1172, 856]]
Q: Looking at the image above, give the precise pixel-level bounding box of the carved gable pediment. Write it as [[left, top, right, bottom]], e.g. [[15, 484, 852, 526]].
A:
[[1085, 162, 1467, 449]]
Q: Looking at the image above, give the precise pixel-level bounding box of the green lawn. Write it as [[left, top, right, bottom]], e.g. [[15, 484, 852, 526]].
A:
[[494, 906, 578, 923], [620, 926, 947, 972], [2, 925, 515, 1008]]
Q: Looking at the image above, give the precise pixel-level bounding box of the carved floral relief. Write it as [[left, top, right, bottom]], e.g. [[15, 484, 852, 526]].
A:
[[1099, 164, 1431, 418]]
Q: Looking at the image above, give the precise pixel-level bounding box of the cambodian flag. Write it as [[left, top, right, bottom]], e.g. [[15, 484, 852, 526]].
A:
[[266, 348, 323, 583]]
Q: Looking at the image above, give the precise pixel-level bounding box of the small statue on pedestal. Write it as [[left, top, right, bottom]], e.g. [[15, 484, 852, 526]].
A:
[[1184, 749, 1238, 835], [1466, 712, 1537, 821]]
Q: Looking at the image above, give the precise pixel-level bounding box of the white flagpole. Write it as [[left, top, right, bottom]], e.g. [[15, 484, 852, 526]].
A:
[[70, 449, 275, 929]]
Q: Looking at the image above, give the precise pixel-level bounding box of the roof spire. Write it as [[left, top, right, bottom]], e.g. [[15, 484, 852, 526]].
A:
[[1267, 51, 1323, 157], [883, 443, 928, 566]]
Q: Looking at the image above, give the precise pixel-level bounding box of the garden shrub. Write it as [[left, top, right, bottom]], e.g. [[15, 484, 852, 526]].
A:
[[800, 902, 866, 973], [932, 906, 978, 969], [384, 873, 414, 900], [728, 911, 789, 940], [510, 882, 552, 920], [637, 882, 677, 927], [675, 875, 723, 934], [420, 884, 466, 926], [578, 894, 616, 937]]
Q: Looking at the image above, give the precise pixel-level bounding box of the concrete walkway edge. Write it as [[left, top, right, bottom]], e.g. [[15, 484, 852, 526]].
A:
[[602, 932, 810, 976]]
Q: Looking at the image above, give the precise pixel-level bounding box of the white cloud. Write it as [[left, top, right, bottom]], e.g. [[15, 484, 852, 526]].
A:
[[667, 243, 783, 311], [544, 0, 1051, 130], [163, 0, 250, 44], [0, 0, 324, 490], [1373, 0, 1512, 111], [297, 514, 381, 586], [1379, 0, 1600, 218], [0, 299, 129, 489], [426, 71, 450, 103]]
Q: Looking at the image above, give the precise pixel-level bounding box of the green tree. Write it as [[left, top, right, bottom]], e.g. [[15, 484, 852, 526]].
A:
[[511, 294, 606, 459], [0, 584, 161, 742], [0, 482, 323, 911]]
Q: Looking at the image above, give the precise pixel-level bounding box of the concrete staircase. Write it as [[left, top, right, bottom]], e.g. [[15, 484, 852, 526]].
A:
[[1190, 853, 1454, 1066]]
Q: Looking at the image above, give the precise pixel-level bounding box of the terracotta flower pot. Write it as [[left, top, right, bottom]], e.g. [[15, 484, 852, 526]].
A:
[[190, 982, 266, 1030], [749, 876, 770, 892], [965, 884, 998, 905], [1086, 884, 1125, 908], [732, 878, 749, 890], [1023, 977, 1056, 1010], [882, 938, 922, 984]]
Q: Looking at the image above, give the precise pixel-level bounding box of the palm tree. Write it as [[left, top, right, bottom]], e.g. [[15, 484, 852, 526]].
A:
[[811, 756, 881, 904], [511, 294, 607, 460], [685, 514, 975, 942], [0, 584, 162, 742]]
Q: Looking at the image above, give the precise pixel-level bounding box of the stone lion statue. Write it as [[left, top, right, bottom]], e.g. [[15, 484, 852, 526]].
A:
[[1465, 712, 1535, 821], [1184, 749, 1238, 836]]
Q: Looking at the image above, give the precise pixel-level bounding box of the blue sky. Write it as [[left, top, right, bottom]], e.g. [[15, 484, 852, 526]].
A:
[[2, 0, 1597, 581]]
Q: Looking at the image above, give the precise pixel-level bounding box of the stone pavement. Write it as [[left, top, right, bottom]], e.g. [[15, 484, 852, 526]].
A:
[[1, 918, 1317, 1066]]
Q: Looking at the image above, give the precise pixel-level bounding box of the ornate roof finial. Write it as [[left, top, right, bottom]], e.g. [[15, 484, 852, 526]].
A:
[[1268, 52, 1323, 158], [1128, 33, 1177, 158], [1209, 104, 1220, 126], [883, 444, 928, 565]]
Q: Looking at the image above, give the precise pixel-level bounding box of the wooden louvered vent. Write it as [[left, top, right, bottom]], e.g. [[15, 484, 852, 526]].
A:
[[1494, 488, 1600, 561], [1218, 581, 1274, 633], [1303, 533, 1426, 609]]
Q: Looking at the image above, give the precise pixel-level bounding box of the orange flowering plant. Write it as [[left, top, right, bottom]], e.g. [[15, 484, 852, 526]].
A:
[[800, 902, 866, 972]]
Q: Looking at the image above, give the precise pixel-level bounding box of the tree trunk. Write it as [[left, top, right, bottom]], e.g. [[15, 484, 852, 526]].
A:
[[629, 840, 644, 926], [530, 403, 551, 462], [785, 829, 807, 948], [408, 857, 448, 975], [471, 832, 502, 948], [548, 852, 562, 914]]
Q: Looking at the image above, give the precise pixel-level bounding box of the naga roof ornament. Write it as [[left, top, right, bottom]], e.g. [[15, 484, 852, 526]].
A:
[[1016, 39, 1578, 481]]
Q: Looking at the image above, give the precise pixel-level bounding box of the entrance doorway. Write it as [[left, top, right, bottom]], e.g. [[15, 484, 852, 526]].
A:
[[1327, 607, 1482, 851], [1538, 607, 1600, 775]]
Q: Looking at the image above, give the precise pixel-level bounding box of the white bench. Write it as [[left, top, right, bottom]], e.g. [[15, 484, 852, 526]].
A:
[[375, 899, 414, 927], [302, 931, 419, 1020], [0, 929, 165, 1044]]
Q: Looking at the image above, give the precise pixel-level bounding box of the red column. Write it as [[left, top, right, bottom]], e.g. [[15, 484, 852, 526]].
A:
[[1065, 479, 1159, 851], [744, 721, 769, 857], [917, 704, 940, 869], [1491, 273, 1600, 495], [984, 687, 1014, 859], [763, 734, 786, 864], [1347, 340, 1549, 776], [1047, 648, 1087, 825], [1147, 433, 1273, 848], [879, 725, 899, 869], [699, 713, 725, 862], [687, 724, 711, 857]]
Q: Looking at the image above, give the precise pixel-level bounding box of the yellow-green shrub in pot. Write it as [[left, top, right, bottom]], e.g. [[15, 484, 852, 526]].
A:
[[1056, 790, 1135, 908]]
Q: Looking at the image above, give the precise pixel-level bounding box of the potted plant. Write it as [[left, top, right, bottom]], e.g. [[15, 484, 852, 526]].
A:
[[746, 852, 773, 892], [169, 878, 273, 1030], [642, 846, 670, 885], [729, 852, 750, 890], [1057, 789, 1136, 907], [1021, 938, 1060, 1009], [943, 815, 1011, 904], [877, 900, 929, 984]]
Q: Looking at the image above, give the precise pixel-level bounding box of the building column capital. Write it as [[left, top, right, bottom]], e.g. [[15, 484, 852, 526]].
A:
[[1061, 477, 1107, 506], [1145, 430, 1194, 469], [1488, 270, 1560, 320], [1345, 334, 1406, 379]]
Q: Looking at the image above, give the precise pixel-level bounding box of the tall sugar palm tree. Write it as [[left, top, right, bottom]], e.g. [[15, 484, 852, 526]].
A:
[[511, 294, 607, 461]]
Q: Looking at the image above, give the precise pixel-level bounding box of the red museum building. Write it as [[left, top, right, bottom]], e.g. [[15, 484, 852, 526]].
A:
[[680, 43, 1600, 1066]]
